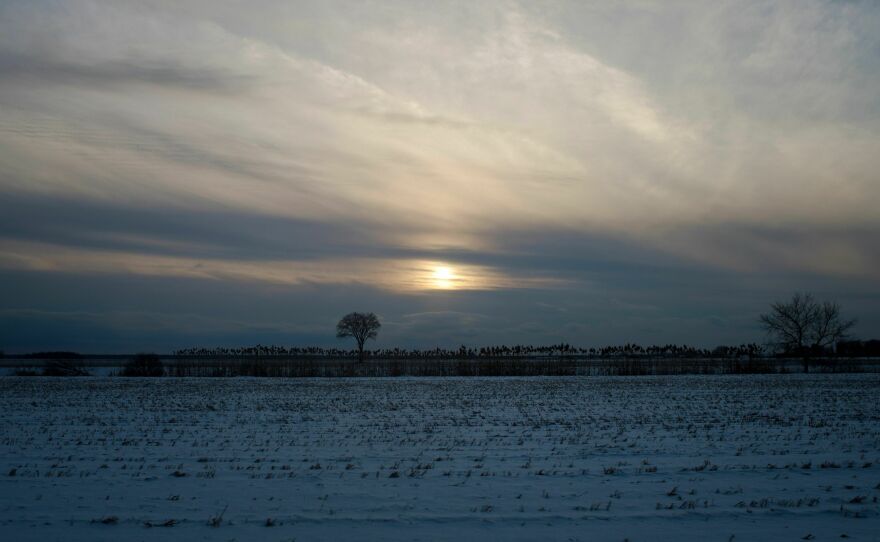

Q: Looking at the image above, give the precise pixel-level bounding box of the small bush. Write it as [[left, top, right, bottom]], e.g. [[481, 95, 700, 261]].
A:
[[122, 353, 164, 377]]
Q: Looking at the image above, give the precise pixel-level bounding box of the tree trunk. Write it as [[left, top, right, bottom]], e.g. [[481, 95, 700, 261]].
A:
[[802, 357, 809, 373], [358, 344, 364, 363]]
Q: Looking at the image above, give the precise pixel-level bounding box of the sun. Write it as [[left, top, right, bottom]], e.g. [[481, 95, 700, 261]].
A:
[[431, 266, 456, 289]]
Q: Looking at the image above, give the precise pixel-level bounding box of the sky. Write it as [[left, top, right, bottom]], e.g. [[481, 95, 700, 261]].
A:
[[1, 0, 878, 353]]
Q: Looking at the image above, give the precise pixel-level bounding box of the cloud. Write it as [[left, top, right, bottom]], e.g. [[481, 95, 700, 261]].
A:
[[3, 1, 877, 238], [0, 52, 250, 91], [0, 0, 878, 349], [0, 238, 563, 292]]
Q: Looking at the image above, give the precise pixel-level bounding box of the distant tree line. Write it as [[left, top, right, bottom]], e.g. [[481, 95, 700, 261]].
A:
[[6, 294, 872, 371], [174, 341, 880, 361], [11, 341, 873, 361], [173, 342, 771, 359], [836, 340, 880, 357]]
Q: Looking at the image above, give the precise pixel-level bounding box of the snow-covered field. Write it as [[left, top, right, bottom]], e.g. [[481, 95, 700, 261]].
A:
[[1, 375, 878, 541]]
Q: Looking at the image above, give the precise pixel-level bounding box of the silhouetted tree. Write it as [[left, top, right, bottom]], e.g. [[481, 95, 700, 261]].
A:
[[759, 292, 855, 372], [336, 312, 381, 362]]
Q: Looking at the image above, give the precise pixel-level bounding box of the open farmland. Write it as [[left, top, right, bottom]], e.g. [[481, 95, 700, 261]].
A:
[[1, 375, 879, 541]]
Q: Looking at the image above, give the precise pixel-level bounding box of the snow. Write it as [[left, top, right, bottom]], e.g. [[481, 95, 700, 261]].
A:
[[0, 374, 878, 541]]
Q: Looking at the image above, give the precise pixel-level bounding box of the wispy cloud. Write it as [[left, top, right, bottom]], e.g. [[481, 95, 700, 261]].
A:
[[0, 0, 878, 348]]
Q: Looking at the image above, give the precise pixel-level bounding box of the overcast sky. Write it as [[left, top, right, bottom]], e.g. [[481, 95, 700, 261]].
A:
[[1, 0, 878, 353]]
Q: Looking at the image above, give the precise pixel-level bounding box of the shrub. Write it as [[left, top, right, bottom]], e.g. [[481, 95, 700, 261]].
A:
[[122, 353, 164, 377]]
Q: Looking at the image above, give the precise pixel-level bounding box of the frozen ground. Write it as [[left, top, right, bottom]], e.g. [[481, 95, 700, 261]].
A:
[[0, 375, 878, 541]]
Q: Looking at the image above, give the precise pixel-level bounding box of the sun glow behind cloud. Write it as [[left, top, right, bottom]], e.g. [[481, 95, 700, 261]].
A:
[[0, 0, 879, 350], [0, 240, 561, 293], [432, 266, 455, 290]]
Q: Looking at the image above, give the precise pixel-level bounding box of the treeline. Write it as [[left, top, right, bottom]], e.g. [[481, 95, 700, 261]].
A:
[[836, 340, 880, 357], [173, 343, 769, 359], [7, 348, 879, 378], [164, 356, 875, 377]]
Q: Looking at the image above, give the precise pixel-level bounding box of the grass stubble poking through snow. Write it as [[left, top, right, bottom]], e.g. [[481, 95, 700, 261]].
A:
[[0, 375, 878, 541]]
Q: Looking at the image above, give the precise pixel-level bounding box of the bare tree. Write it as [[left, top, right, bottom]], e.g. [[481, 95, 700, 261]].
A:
[[336, 312, 381, 362], [759, 292, 855, 372]]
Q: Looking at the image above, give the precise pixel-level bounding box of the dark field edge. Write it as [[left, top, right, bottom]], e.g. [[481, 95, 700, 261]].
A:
[[2, 356, 880, 377]]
